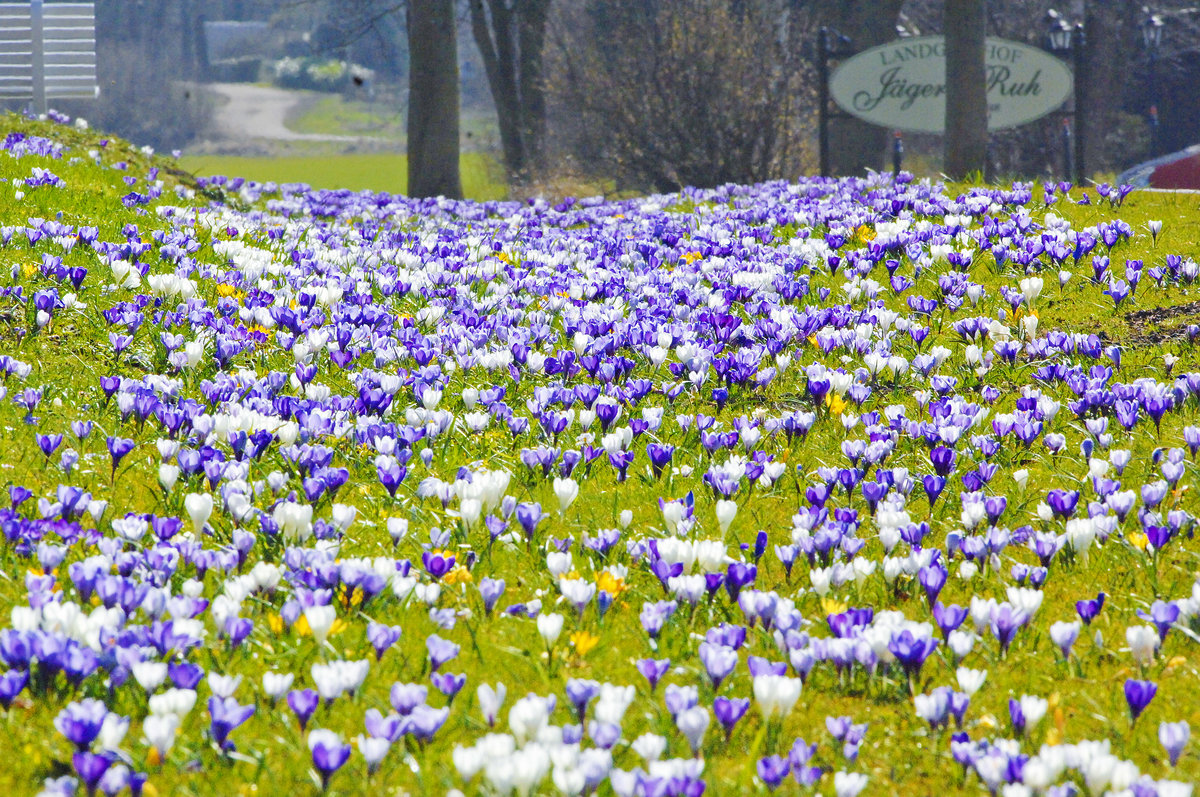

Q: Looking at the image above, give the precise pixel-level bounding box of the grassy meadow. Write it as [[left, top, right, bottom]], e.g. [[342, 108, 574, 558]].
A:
[[179, 152, 509, 201], [1, 111, 1200, 797]]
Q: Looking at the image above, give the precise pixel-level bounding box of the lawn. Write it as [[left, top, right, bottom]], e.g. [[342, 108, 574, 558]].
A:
[[2, 111, 1200, 797], [282, 93, 501, 153], [178, 152, 509, 200]]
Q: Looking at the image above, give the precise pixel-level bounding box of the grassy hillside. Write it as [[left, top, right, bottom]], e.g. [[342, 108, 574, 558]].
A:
[[2, 111, 1200, 796]]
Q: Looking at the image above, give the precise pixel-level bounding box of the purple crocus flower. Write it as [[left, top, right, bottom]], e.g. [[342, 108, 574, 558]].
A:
[[932, 603, 968, 639], [724, 563, 757, 602], [1049, 621, 1081, 660], [376, 459, 407, 496], [608, 450, 635, 481], [714, 695, 751, 740], [1137, 600, 1180, 642], [367, 623, 402, 660], [8, 485, 30, 509], [421, 551, 454, 580], [566, 679, 601, 721], [1008, 697, 1034, 736], [888, 629, 939, 682], [15, 387, 43, 419], [389, 682, 428, 715], [790, 737, 822, 785], [948, 691, 970, 728], [757, 755, 790, 791], [208, 696, 255, 749], [1159, 720, 1189, 766], [288, 689, 320, 730], [636, 657, 670, 691], [1125, 679, 1158, 722], [308, 729, 351, 791], [72, 751, 112, 795], [169, 661, 204, 690], [0, 668, 28, 708], [37, 432, 63, 458], [929, 446, 956, 476], [1045, 489, 1080, 519], [699, 642, 738, 689], [1184, 426, 1200, 459], [431, 671, 466, 701], [646, 443, 675, 478], [747, 655, 788, 678], [515, 502, 544, 541], [105, 436, 135, 474], [640, 600, 677, 639], [918, 564, 947, 605], [424, 633, 460, 671], [1076, 592, 1106, 624], [664, 683, 698, 719], [364, 708, 404, 743], [405, 704, 449, 744], [1104, 279, 1131, 307], [922, 474, 946, 506], [1142, 480, 1169, 509], [588, 720, 622, 750], [1145, 524, 1173, 552], [54, 698, 108, 750], [990, 605, 1029, 654], [478, 577, 505, 615]]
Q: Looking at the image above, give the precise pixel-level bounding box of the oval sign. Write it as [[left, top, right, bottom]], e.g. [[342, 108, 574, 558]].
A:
[[829, 36, 1073, 133]]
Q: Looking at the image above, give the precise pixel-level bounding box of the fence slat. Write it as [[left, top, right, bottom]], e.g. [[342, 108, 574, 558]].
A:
[[39, 28, 95, 39], [44, 53, 93, 66], [42, 39, 93, 52]]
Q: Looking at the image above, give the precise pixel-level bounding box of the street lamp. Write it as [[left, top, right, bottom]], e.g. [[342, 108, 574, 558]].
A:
[[1141, 10, 1166, 155], [1142, 13, 1165, 50], [1045, 9, 1073, 53], [1045, 9, 1086, 183]]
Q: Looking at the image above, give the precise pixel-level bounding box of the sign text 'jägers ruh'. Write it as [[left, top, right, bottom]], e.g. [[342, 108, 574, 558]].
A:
[[829, 36, 1073, 134]]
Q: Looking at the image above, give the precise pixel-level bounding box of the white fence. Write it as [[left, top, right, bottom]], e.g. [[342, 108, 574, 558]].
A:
[[0, 1, 97, 112]]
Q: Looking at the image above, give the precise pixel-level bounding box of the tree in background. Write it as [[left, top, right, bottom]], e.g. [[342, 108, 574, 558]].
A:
[[308, 1, 408, 81], [548, 0, 812, 193], [469, 0, 552, 182], [71, 0, 213, 151], [943, 0, 988, 179], [407, 0, 463, 198]]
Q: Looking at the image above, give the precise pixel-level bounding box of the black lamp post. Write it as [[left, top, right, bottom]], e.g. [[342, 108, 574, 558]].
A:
[[1142, 12, 1165, 156], [1045, 9, 1086, 184]]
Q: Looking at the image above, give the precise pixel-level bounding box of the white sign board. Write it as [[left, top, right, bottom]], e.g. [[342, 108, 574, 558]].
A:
[[829, 36, 1072, 133]]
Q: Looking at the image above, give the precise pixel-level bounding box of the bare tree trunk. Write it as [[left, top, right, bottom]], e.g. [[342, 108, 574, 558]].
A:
[[470, 0, 525, 177], [1083, 2, 1141, 178], [517, 0, 550, 175], [944, 0, 987, 180], [469, 0, 551, 181], [408, 0, 463, 199]]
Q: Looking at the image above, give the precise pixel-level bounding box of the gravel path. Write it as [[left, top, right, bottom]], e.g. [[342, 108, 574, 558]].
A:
[[208, 82, 361, 143]]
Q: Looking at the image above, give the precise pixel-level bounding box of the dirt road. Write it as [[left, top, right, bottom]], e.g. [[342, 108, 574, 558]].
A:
[[207, 82, 360, 144]]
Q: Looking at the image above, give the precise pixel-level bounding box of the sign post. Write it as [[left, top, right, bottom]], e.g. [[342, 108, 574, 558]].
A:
[[816, 27, 857, 178], [30, 0, 43, 114]]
